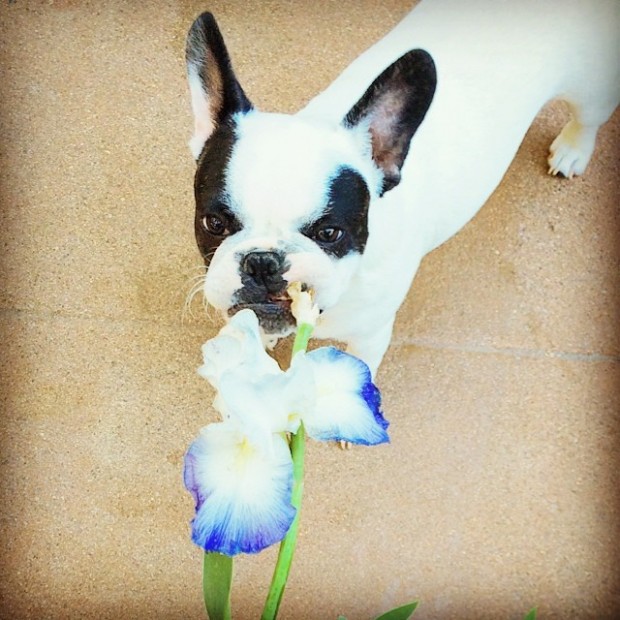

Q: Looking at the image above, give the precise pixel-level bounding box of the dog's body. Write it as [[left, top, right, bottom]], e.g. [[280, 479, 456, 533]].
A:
[[187, 0, 619, 375]]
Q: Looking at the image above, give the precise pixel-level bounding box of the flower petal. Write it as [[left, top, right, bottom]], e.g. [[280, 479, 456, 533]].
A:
[[198, 309, 281, 386], [287, 282, 320, 327], [216, 367, 307, 441], [184, 423, 296, 555], [294, 347, 389, 445]]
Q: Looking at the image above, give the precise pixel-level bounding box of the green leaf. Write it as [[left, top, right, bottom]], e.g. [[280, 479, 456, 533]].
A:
[[203, 552, 233, 620], [337, 617, 347, 620], [523, 608, 537, 620], [374, 601, 419, 620]]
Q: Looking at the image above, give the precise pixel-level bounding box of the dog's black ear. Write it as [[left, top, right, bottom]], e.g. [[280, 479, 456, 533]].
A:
[[186, 12, 253, 160], [343, 49, 436, 195]]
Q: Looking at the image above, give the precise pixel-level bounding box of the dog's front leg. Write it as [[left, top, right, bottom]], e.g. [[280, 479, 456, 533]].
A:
[[345, 318, 395, 379]]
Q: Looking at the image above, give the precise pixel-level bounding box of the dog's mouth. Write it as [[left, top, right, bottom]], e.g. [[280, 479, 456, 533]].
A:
[[228, 292, 296, 334]]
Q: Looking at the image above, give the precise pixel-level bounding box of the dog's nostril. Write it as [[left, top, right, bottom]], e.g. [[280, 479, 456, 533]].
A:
[[242, 251, 283, 278]]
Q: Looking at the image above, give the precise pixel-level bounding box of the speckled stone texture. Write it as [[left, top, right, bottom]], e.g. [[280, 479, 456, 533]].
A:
[[0, 1, 618, 619]]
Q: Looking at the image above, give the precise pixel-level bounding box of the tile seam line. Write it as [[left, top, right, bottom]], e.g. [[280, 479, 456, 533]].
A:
[[1, 309, 618, 364], [396, 338, 620, 363], [0, 307, 211, 330]]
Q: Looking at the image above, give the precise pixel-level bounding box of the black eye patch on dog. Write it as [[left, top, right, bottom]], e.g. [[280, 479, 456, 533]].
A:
[[301, 166, 370, 258], [194, 122, 242, 265], [195, 121, 236, 198], [194, 201, 242, 266]]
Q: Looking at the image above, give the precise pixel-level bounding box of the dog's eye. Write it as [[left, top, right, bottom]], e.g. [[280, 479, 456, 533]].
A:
[[202, 214, 229, 237], [314, 227, 345, 244]]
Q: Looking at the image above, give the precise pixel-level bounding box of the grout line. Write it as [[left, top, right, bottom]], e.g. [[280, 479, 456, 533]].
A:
[[395, 337, 620, 364], [0, 306, 213, 331], [2, 308, 619, 364]]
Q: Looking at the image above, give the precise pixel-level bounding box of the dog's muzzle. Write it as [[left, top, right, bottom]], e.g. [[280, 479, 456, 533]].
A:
[[229, 250, 296, 334]]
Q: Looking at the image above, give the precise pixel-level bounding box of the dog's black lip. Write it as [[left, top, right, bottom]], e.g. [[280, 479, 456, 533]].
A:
[[227, 299, 293, 318], [227, 285, 324, 330], [229, 300, 289, 312], [228, 299, 296, 335]]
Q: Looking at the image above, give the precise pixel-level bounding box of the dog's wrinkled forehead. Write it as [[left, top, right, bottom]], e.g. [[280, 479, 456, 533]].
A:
[[199, 111, 381, 230]]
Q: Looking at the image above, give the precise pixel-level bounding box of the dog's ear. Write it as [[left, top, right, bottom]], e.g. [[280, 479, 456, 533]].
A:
[[343, 49, 436, 195], [186, 12, 253, 160]]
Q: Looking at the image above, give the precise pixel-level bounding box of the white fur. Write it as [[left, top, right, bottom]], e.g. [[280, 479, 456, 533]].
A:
[[299, 0, 620, 371], [202, 111, 380, 325], [194, 0, 619, 375]]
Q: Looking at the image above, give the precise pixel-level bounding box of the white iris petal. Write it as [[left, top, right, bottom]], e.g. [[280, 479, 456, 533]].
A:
[[198, 309, 280, 386], [184, 423, 296, 556], [216, 371, 295, 451], [293, 347, 389, 445]]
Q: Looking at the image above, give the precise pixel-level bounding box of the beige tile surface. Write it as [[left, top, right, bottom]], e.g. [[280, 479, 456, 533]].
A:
[[1, 1, 618, 619], [396, 104, 620, 357]]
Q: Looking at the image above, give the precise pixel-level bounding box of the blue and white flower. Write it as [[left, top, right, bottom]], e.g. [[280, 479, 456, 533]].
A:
[[184, 423, 295, 555], [184, 308, 389, 556], [293, 347, 388, 446]]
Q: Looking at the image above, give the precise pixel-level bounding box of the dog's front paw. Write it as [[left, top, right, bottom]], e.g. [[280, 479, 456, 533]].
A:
[[548, 119, 597, 178]]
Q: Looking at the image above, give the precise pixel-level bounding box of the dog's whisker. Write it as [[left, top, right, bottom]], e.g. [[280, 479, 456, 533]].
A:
[[181, 263, 223, 328], [181, 268, 208, 323]]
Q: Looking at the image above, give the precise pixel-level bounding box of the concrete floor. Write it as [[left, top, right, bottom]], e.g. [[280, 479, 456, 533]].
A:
[[1, 1, 618, 619]]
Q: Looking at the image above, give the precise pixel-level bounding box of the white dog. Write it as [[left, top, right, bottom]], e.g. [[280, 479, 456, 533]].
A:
[[186, 0, 619, 376]]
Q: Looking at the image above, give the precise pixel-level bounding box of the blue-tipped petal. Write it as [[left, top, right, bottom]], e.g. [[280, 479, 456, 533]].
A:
[[183, 423, 296, 556], [296, 347, 389, 445]]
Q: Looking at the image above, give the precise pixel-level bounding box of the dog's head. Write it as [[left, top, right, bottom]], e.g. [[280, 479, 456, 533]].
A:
[[186, 13, 436, 337]]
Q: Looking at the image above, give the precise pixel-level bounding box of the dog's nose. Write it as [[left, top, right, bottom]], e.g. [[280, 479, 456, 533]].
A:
[[241, 251, 284, 280]]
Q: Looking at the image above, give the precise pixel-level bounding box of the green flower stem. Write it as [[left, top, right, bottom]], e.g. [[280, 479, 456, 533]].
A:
[[261, 321, 314, 620], [292, 322, 314, 356], [260, 424, 305, 620]]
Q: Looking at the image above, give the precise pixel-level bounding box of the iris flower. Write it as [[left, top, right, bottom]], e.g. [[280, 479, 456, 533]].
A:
[[183, 308, 389, 556]]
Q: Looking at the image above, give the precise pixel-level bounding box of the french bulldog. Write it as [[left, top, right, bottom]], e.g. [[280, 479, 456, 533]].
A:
[[185, 0, 619, 376]]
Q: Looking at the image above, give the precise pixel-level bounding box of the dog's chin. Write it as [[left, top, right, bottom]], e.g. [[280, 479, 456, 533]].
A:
[[228, 300, 297, 336]]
